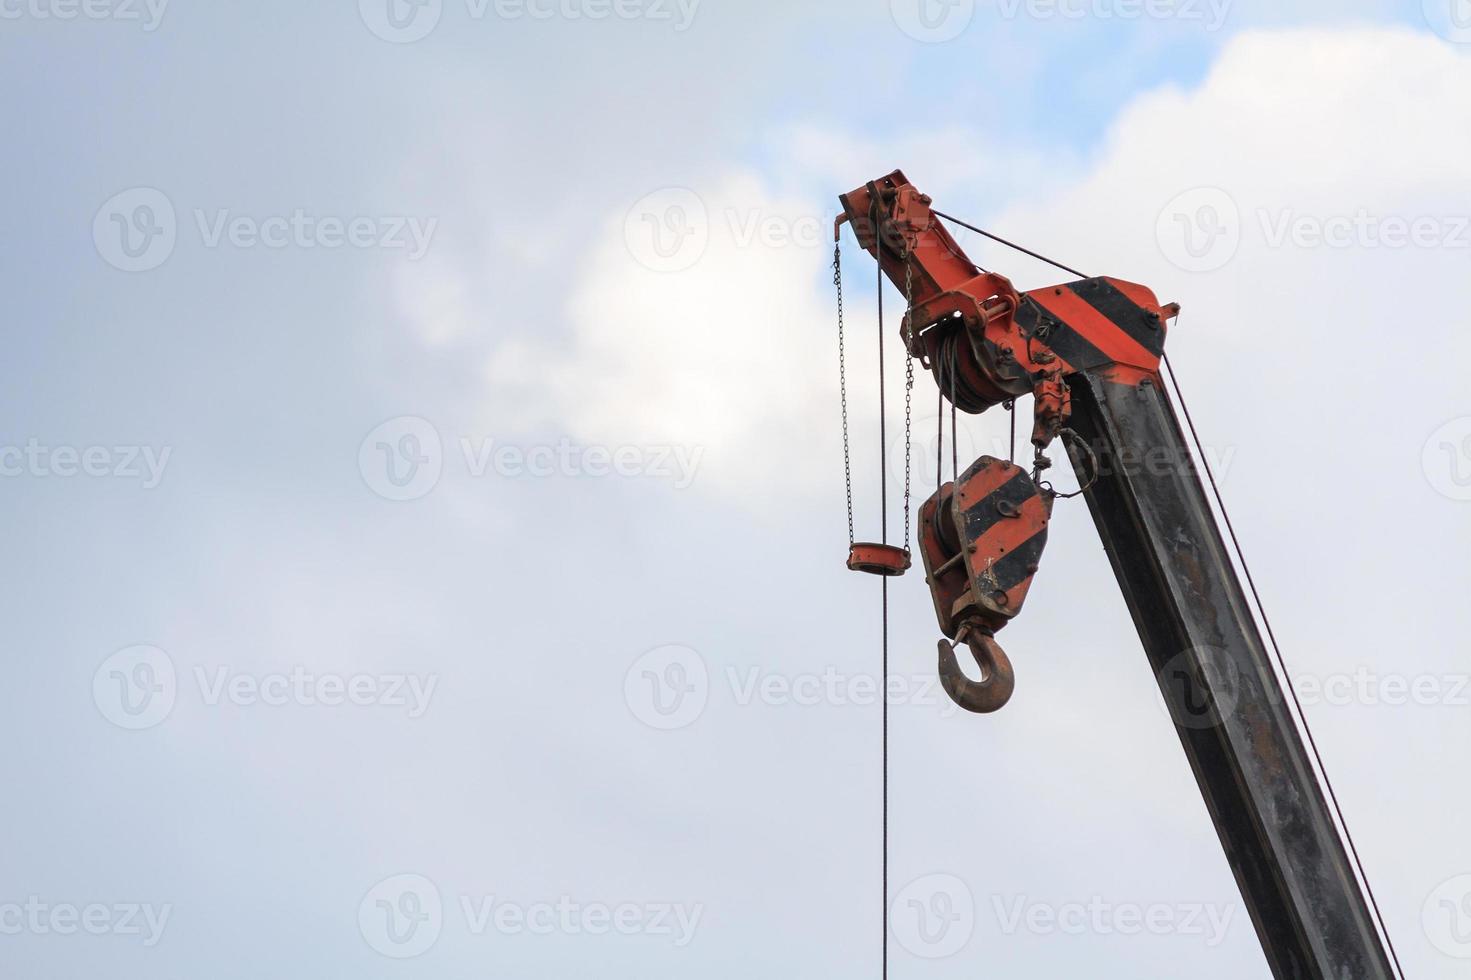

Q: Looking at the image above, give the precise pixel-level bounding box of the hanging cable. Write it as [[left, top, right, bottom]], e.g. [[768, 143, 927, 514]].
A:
[[932, 210, 1087, 279], [1161, 346, 1407, 980], [875, 244, 889, 980], [834, 243, 854, 548]]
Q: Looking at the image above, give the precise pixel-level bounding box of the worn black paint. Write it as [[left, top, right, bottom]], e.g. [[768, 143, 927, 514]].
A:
[[1065, 371, 1394, 980]]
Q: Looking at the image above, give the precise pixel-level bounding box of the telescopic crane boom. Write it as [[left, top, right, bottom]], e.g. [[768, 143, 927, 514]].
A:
[[836, 170, 1396, 980]]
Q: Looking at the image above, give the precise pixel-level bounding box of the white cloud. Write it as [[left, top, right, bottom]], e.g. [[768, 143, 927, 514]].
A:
[[479, 172, 867, 500], [467, 25, 1471, 509]]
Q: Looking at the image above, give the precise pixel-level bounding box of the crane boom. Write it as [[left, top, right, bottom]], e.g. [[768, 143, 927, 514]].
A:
[[836, 170, 1395, 979]]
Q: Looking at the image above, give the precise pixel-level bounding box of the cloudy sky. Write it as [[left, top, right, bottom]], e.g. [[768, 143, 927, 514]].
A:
[[3, 1, 1470, 977]]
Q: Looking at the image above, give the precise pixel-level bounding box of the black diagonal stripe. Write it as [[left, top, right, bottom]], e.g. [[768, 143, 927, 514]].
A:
[[989, 526, 1049, 593], [957, 468, 1037, 541], [1069, 278, 1166, 356], [1019, 296, 1109, 372]]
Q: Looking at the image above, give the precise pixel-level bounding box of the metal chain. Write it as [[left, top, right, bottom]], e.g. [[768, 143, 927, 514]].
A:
[[902, 258, 915, 553], [834, 241, 854, 547]]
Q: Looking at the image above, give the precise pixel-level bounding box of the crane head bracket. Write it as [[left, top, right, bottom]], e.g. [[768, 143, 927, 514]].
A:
[[838, 170, 1180, 448]]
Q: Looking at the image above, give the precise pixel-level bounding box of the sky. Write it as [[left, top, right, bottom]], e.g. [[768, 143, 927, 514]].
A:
[[2, 1, 1470, 978]]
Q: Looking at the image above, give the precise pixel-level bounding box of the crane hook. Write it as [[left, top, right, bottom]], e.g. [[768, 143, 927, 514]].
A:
[[937, 624, 1015, 713]]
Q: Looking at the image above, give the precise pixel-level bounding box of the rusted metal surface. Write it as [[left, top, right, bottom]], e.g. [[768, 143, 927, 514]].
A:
[[835, 169, 1397, 979], [1067, 372, 1396, 980], [937, 629, 1015, 715], [916, 456, 1051, 713], [837, 170, 1174, 431], [845, 542, 911, 576]]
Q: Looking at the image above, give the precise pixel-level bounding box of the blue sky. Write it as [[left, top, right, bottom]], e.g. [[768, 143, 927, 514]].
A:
[[3, 2, 1470, 978]]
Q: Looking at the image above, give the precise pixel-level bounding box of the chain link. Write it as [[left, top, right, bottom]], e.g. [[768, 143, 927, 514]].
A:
[[902, 257, 915, 553], [834, 242, 854, 547]]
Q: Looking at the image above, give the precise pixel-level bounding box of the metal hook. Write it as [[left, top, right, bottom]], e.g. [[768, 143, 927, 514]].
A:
[[937, 624, 1016, 713]]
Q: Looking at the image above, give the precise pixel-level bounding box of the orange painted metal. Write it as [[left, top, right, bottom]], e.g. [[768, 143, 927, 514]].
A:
[[836, 169, 1178, 444], [846, 542, 912, 576]]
